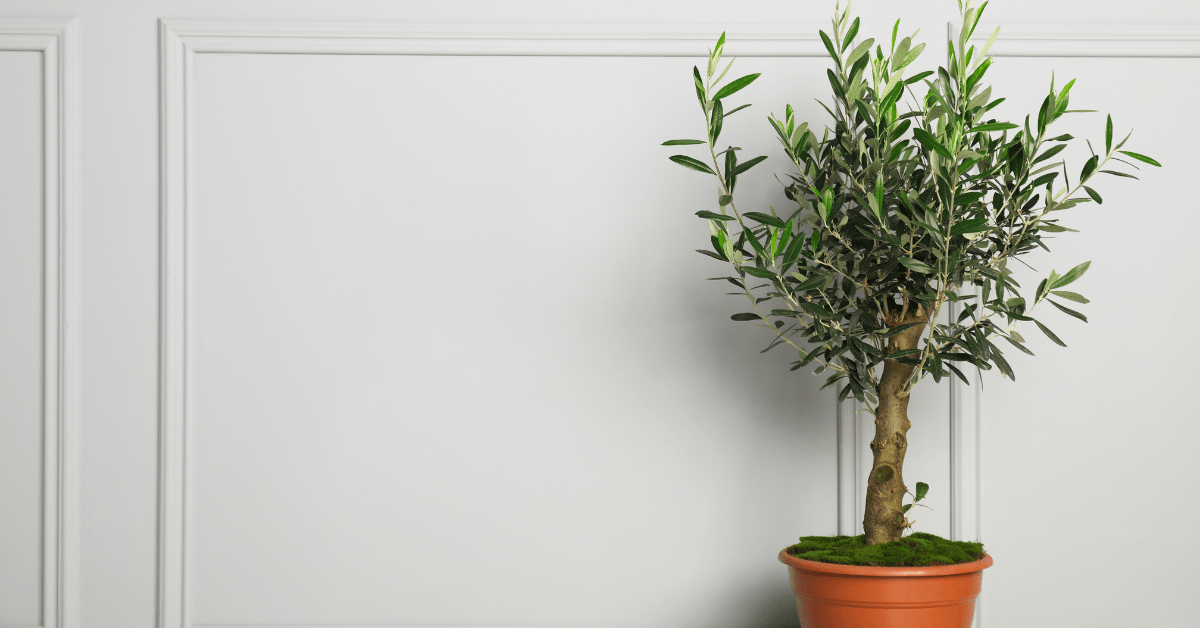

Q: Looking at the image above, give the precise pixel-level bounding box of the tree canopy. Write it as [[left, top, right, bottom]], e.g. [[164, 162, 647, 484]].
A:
[[665, 0, 1159, 406]]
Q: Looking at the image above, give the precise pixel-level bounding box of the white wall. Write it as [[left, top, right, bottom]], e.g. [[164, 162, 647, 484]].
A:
[[181, 50, 834, 628], [980, 52, 1200, 628], [0, 1, 1196, 628]]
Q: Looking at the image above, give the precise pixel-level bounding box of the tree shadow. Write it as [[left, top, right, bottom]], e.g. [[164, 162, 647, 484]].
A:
[[725, 577, 803, 628]]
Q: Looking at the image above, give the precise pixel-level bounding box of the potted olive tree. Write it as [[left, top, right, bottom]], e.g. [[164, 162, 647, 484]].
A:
[[663, 1, 1158, 626]]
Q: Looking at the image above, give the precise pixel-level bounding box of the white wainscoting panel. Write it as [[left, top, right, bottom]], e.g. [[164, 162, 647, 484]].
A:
[[152, 17, 1200, 628], [0, 44, 46, 628], [0, 18, 80, 628], [160, 22, 842, 628], [959, 23, 1200, 628]]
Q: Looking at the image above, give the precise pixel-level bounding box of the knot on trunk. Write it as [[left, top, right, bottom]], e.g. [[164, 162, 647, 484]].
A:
[[874, 465, 894, 482]]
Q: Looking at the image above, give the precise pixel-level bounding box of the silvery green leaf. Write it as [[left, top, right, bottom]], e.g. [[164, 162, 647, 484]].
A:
[[1050, 290, 1089, 304], [846, 38, 875, 67], [900, 257, 936, 274], [1051, 261, 1091, 289]]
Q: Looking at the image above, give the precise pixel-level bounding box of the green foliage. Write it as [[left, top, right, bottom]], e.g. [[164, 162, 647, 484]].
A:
[[664, 0, 1158, 404], [901, 480, 932, 534], [786, 531, 985, 567]]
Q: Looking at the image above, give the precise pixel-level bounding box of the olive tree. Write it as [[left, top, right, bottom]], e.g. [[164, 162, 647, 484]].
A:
[[663, 0, 1159, 544]]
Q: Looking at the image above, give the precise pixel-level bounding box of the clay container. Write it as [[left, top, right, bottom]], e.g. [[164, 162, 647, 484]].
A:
[[778, 549, 993, 628]]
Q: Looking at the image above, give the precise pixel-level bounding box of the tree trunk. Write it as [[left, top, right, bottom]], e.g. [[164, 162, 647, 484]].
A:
[[863, 308, 927, 545]]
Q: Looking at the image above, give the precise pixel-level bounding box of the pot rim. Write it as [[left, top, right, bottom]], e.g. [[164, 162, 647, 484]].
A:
[[778, 549, 993, 577]]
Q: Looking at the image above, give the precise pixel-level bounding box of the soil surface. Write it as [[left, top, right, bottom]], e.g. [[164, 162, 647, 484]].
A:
[[786, 532, 985, 567]]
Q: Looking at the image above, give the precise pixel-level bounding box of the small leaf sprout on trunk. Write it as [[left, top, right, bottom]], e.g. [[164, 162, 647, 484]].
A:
[[902, 481, 931, 535]]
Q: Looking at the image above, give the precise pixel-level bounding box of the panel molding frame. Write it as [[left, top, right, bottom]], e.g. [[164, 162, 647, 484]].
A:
[[0, 18, 81, 628], [157, 19, 1196, 628], [961, 23, 1200, 57], [156, 20, 832, 628], [159, 21, 826, 56], [943, 21, 1200, 628]]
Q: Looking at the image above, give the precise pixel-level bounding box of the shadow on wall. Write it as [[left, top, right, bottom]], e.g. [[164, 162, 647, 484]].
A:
[[630, 227, 814, 628], [730, 578, 803, 628], [658, 210, 828, 434]]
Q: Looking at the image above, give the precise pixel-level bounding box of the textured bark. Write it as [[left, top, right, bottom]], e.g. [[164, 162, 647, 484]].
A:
[[863, 306, 927, 545]]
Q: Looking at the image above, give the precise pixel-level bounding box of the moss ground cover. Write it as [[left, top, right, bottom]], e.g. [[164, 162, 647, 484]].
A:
[[786, 532, 985, 567]]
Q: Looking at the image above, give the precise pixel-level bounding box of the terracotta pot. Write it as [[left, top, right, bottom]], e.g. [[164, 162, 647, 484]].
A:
[[778, 549, 993, 628]]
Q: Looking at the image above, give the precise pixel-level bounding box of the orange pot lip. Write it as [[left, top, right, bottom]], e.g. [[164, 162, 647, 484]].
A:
[[778, 548, 993, 577]]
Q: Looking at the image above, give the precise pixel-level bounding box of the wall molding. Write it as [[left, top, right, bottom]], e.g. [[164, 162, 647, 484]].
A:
[[158, 18, 1196, 628], [835, 396, 858, 536], [945, 22, 1200, 628], [0, 17, 81, 628], [963, 23, 1200, 57], [156, 19, 833, 628], [160, 20, 826, 56], [832, 21, 1200, 546]]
